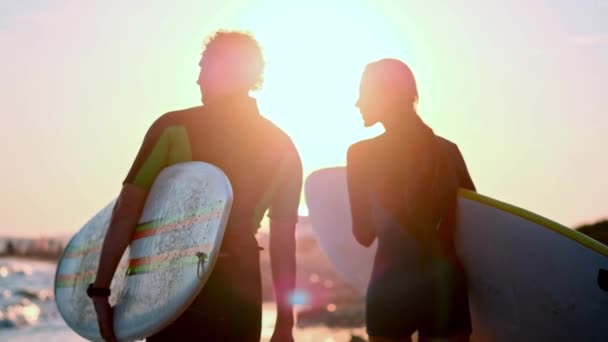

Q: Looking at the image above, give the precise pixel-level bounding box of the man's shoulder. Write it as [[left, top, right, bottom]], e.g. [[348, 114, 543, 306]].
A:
[[148, 106, 204, 131], [258, 116, 298, 151], [168, 105, 205, 116], [161, 105, 204, 124]]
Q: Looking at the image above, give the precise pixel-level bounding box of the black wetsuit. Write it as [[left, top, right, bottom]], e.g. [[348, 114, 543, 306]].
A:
[[122, 95, 302, 341], [347, 119, 475, 338]]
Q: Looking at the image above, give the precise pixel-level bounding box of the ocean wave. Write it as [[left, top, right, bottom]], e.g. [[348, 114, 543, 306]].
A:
[[0, 258, 57, 331], [0, 264, 33, 278], [13, 289, 54, 302], [0, 300, 41, 328]]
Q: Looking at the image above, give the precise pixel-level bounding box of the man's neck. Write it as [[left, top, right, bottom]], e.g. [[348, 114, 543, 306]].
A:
[[203, 90, 250, 105]]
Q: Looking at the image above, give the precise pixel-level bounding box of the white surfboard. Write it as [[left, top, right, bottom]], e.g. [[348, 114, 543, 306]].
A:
[[305, 167, 608, 341], [55, 162, 233, 341]]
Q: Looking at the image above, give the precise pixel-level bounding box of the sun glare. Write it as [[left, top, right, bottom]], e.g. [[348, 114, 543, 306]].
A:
[[234, 2, 407, 173]]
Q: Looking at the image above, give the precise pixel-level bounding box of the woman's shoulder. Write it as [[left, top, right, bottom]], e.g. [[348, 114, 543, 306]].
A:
[[347, 137, 384, 171], [436, 135, 458, 150], [348, 136, 382, 155]]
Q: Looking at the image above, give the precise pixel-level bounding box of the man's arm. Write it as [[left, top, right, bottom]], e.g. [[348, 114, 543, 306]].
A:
[[95, 117, 169, 286], [92, 117, 167, 341], [94, 184, 147, 288], [267, 149, 302, 341], [91, 184, 147, 342], [269, 219, 296, 326]]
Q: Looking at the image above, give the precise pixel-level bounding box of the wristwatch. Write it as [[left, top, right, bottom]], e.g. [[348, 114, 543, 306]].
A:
[[86, 283, 111, 298]]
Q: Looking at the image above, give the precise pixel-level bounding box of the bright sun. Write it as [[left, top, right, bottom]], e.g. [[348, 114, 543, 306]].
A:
[[230, 2, 411, 220], [235, 2, 407, 174]]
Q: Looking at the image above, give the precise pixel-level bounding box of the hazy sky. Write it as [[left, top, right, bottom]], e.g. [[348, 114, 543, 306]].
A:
[[1, 0, 607, 236]]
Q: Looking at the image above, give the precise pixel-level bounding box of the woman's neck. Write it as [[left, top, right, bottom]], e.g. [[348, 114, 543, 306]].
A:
[[382, 109, 422, 136]]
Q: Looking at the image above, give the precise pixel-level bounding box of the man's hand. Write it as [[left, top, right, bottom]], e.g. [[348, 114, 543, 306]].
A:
[[269, 218, 297, 342], [270, 319, 294, 342], [92, 185, 146, 341], [92, 297, 117, 342]]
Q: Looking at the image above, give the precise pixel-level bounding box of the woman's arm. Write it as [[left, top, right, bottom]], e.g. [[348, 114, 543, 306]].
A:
[[347, 145, 376, 247]]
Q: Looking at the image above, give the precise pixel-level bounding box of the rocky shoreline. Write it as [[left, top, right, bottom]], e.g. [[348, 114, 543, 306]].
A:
[[0, 238, 64, 261]]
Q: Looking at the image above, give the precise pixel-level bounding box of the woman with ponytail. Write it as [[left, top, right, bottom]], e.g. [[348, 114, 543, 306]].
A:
[[347, 59, 476, 342]]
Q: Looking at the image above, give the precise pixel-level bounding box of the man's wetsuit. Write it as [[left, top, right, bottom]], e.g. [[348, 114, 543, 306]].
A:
[[347, 117, 475, 339], [122, 95, 302, 341]]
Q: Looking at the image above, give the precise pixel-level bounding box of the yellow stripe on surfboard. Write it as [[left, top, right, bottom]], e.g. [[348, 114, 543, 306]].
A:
[[459, 189, 608, 258]]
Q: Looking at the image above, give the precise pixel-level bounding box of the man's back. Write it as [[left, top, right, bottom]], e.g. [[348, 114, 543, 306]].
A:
[[125, 95, 302, 341], [92, 31, 300, 342], [123, 95, 301, 252]]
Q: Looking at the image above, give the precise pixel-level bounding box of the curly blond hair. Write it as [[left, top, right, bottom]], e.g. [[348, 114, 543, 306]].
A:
[[202, 30, 265, 91]]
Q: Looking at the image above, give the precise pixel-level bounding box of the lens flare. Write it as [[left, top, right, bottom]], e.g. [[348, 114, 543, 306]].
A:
[[288, 289, 311, 306]]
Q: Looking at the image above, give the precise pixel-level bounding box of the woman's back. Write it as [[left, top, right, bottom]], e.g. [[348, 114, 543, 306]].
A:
[[348, 119, 474, 339]]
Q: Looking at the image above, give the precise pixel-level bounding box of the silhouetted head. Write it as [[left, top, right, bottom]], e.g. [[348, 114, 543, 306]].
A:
[[197, 30, 265, 104], [356, 59, 418, 127]]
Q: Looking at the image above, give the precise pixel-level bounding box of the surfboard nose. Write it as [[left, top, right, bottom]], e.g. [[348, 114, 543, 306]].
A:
[[599, 269, 608, 292]]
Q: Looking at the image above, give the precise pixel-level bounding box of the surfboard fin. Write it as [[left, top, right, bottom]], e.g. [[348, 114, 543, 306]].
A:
[[196, 252, 208, 279]]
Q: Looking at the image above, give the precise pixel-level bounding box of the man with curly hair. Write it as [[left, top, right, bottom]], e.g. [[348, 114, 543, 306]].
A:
[[91, 30, 302, 342]]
